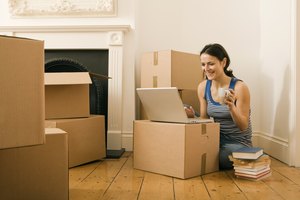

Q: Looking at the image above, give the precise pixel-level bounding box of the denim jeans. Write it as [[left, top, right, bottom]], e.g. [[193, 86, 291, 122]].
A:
[[219, 142, 248, 170]]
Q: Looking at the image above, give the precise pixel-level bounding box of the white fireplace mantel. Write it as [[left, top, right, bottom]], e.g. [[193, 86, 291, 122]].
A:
[[0, 25, 130, 33], [0, 24, 131, 153]]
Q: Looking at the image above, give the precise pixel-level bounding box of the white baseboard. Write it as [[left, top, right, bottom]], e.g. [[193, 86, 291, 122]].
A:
[[252, 131, 289, 164], [107, 131, 122, 150], [122, 132, 133, 151]]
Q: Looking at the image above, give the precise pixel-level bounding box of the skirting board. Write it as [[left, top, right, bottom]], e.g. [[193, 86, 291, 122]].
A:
[[122, 132, 133, 151], [252, 131, 289, 164], [108, 131, 133, 151]]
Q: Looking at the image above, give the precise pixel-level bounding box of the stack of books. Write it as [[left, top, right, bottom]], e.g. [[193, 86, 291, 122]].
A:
[[229, 147, 272, 181]]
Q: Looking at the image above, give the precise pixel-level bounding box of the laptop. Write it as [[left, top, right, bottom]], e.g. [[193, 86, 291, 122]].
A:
[[136, 87, 214, 124]]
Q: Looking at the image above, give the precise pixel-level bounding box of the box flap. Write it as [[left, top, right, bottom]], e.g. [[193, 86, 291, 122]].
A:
[[45, 128, 66, 134], [89, 72, 111, 80], [44, 72, 92, 85]]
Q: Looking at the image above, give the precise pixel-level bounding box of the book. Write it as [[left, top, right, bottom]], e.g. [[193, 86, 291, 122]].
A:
[[232, 147, 263, 160], [234, 166, 270, 175], [234, 164, 270, 172], [229, 154, 271, 169], [235, 171, 272, 181]]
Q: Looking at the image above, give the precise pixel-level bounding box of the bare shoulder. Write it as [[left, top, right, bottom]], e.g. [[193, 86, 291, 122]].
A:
[[197, 80, 207, 95], [235, 80, 250, 97], [198, 80, 207, 91]]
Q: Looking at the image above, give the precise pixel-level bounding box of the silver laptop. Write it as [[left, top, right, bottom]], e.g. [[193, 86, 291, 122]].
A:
[[136, 87, 214, 124]]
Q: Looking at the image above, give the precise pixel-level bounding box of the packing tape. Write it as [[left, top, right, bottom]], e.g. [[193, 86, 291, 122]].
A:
[[201, 124, 207, 135], [201, 153, 207, 174], [153, 51, 158, 65], [153, 76, 158, 88]]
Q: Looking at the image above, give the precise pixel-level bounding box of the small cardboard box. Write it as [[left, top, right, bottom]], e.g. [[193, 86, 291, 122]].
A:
[[140, 50, 203, 118], [45, 115, 106, 168], [0, 128, 68, 200], [44, 72, 92, 119], [133, 120, 220, 179], [0, 35, 45, 149]]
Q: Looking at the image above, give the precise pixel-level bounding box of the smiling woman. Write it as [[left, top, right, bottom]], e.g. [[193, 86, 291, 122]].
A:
[[8, 0, 117, 17], [197, 43, 253, 170]]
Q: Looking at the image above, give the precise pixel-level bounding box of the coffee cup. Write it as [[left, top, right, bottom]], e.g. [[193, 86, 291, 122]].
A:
[[218, 88, 229, 104]]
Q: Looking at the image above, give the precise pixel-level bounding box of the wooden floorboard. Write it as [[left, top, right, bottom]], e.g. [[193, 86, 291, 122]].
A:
[[101, 153, 144, 200], [69, 152, 300, 200], [138, 172, 174, 200], [174, 176, 210, 200], [203, 171, 246, 200]]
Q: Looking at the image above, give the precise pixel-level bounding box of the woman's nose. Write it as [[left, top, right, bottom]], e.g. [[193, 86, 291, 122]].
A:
[[202, 64, 208, 70]]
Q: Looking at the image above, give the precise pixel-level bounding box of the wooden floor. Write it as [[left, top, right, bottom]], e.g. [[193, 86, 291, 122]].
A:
[[69, 152, 300, 200]]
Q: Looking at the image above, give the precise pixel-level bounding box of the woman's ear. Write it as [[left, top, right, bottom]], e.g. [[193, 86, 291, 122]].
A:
[[222, 58, 227, 68]]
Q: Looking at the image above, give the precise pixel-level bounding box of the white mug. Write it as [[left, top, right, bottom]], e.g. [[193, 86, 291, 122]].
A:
[[218, 88, 229, 104]]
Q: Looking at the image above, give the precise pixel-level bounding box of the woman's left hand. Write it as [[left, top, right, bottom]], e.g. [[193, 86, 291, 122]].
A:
[[224, 89, 236, 109]]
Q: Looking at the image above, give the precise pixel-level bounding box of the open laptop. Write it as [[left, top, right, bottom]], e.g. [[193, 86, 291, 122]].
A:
[[136, 87, 214, 124]]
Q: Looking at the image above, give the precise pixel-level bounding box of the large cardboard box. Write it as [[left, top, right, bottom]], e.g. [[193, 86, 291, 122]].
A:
[[141, 50, 203, 89], [0, 35, 45, 149], [44, 72, 92, 119], [133, 120, 220, 179], [0, 128, 68, 200], [140, 50, 204, 118], [45, 115, 106, 167]]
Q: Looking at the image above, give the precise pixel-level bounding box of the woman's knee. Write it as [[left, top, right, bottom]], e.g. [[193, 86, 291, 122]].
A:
[[219, 148, 233, 170], [219, 143, 247, 170]]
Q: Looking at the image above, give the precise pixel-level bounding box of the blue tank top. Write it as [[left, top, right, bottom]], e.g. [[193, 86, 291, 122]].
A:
[[205, 78, 252, 146]]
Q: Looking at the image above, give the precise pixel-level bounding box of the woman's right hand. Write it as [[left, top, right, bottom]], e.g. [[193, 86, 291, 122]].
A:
[[184, 105, 195, 118]]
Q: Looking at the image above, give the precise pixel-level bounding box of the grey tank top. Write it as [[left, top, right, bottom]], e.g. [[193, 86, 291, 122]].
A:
[[205, 78, 252, 146]]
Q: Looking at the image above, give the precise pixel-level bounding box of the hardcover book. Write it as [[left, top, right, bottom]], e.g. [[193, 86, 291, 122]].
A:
[[234, 166, 270, 175], [232, 147, 263, 160], [229, 154, 271, 169], [235, 171, 272, 181]]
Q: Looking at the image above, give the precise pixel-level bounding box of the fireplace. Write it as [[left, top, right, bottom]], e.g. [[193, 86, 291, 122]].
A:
[[45, 49, 108, 117], [44, 51, 109, 147], [0, 25, 131, 157]]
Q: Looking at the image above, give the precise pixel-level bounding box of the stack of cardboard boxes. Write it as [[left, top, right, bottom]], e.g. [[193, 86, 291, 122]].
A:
[[0, 35, 68, 199], [0, 35, 107, 199], [134, 50, 220, 179], [44, 72, 106, 168]]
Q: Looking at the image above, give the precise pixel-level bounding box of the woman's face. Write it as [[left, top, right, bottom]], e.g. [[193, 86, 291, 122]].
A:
[[200, 53, 226, 80]]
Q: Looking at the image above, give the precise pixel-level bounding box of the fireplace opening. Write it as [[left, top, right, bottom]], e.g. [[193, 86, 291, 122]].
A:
[[45, 49, 109, 148]]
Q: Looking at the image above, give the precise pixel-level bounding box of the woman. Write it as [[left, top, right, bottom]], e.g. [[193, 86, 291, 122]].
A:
[[198, 43, 252, 169]]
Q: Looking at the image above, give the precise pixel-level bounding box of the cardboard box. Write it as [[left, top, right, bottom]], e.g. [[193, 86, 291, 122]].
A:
[[133, 120, 220, 179], [45, 115, 106, 167], [0, 35, 45, 149], [44, 72, 92, 119], [140, 50, 203, 118], [141, 50, 203, 89], [0, 128, 68, 200]]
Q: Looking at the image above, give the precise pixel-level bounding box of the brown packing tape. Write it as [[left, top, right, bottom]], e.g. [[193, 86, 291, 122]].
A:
[[201, 124, 207, 135], [201, 153, 207, 174], [153, 51, 158, 65], [153, 76, 158, 87]]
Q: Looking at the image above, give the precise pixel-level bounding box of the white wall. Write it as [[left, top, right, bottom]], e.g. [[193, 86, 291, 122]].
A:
[[254, 0, 292, 164]]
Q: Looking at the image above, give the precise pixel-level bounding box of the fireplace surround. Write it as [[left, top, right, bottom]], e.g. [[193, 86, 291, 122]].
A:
[[0, 25, 131, 156]]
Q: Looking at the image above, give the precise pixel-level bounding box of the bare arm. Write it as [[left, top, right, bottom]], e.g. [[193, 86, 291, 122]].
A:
[[197, 80, 209, 119], [224, 81, 250, 131]]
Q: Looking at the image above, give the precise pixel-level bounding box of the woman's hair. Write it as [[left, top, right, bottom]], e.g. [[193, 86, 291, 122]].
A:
[[200, 43, 234, 77]]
